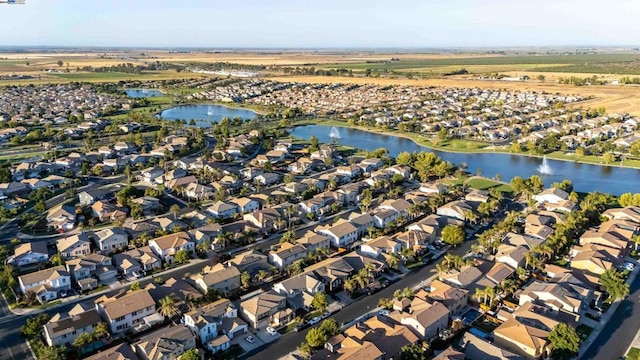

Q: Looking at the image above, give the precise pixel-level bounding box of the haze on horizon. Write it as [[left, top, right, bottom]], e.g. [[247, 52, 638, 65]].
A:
[[0, 0, 639, 48]]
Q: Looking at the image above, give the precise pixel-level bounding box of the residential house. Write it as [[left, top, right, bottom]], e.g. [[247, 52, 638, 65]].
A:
[[518, 281, 586, 314], [192, 263, 241, 295], [148, 232, 195, 264], [10, 241, 49, 267], [292, 233, 328, 256], [348, 212, 375, 238], [206, 201, 239, 219], [437, 201, 474, 222], [78, 189, 113, 206], [189, 223, 222, 247], [85, 343, 141, 360], [533, 187, 569, 205], [91, 201, 127, 222], [183, 298, 248, 353], [56, 233, 91, 260], [240, 291, 292, 329], [272, 273, 325, 311], [359, 236, 402, 259], [46, 204, 76, 231], [95, 289, 157, 334], [317, 220, 358, 248], [459, 332, 521, 360], [66, 253, 116, 291], [269, 242, 308, 269], [493, 318, 549, 359], [113, 246, 161, 277], [18, 265, 71, 303], [395, 297, 450, 340], [44, 304, 102, 347], [140, 167, 165, 184], [255, 173, 280, 186], [495, 244, 528, 270], [419, 279, 469, 315], [229, 197, 259, 214], [133, 324, 197, 360], [93, 227, 129, 253]]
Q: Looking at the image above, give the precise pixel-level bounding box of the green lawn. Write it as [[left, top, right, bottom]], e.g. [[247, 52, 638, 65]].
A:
[[627, 347, 640, 360], [466, 177, 513, 194], [576, 324, 594, 340]]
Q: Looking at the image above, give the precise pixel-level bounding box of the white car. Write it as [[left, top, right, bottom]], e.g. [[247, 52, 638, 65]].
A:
[[309, 317, 321, 325], [245, 336, 255, 343], [378, 309, 390, 316], [132, 271, 143, 279], [266, 327, 278, 336]]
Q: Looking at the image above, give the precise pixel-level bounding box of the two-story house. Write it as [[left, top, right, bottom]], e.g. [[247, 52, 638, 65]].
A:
[[192, 263, 241, 295], [240, 291, 292, 329], [18, 265, 71, 303], [44, 303, 102, 347], [133, 324, 196, 360], [56, 233, 91, 260], [10, 241, 49, 267], [95, 289, 157, 334], [183, 298, 248, 353], [148, 231, 195, 264], [269, 242, 309, 270], [93, 227, 129, 253], [317, 220, 358, 249]]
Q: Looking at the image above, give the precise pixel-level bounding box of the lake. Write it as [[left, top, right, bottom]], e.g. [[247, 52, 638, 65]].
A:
[[290, 125, 640, 195], [159, 104, 258, 127], [125, 89, 164, 98]]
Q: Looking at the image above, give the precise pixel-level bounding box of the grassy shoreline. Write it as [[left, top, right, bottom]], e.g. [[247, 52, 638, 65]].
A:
[[293, 118, 640, 171]]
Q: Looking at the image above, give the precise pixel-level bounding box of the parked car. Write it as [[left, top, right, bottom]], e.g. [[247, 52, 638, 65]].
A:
[[378, 309, 390, 316], [245, 336, 255, 343], [266, 327, 278, 336], [321, 311, 330, 319], [309, 317, 321, 325], [132, 271, 143, 279], [294, 322, 309, 332]]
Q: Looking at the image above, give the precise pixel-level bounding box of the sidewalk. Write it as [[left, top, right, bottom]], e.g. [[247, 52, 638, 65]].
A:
[[579, 264, 640, 358]]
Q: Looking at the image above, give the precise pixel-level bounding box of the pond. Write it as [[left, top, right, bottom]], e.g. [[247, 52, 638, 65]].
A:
[[159, 104, 258, 127], [124, 89, 164, 98], [289, 125, 640, 195]]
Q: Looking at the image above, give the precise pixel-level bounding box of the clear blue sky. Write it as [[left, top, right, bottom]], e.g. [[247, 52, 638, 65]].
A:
[[1, 0, 638, 48]]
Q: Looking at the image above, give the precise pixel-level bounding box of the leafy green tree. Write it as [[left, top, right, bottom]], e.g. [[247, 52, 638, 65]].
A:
[[600, 268, 629, 301], [130, 282, 141, 291], [399, 342, 427, 360], [280, 230, 296, 244], [38, 346, 66, 360], [306, 327, 328, 348], [549, 323, 581, 360], [50, 252, 64, 266], [179, 349, 200, 360], [34, 199, 46, 213], [174, 249, 190, 264], [170, 204, 180, 220], [241, 271, 252, 289], [441, 225, 465, 247], [396, 151, 413, 166], [21, 313, 51, 339], [603, 152, 616, 164], [93, 322, 110, 340], [309, 136, 319, 152], [73, 331, 94, 348], [311, 292, 329, 312], [319, 319, 340, 337]]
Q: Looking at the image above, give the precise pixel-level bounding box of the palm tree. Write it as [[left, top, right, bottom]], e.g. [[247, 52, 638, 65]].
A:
[[525, 252, 542, 272], [255, 269, 269, 283], [343, 278, 357, 294], [435, 263, 448, 277], [378, 297, 394, 310], [473, 287, 486, 304], [73, 332, 94, 349], [387, 253, 400, 270], [159, 294, 181, 320], [498, 279, 517, 298], [464, 210, 479, 226], [241, 271, 252, 289], [92, 322, 110, 340]]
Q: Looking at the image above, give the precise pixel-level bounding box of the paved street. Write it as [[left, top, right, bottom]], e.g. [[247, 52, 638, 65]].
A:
[[582, 272, 640, 360]]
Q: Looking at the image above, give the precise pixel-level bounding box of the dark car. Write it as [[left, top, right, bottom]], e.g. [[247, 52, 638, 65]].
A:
[[294, 322, 310, 332]]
